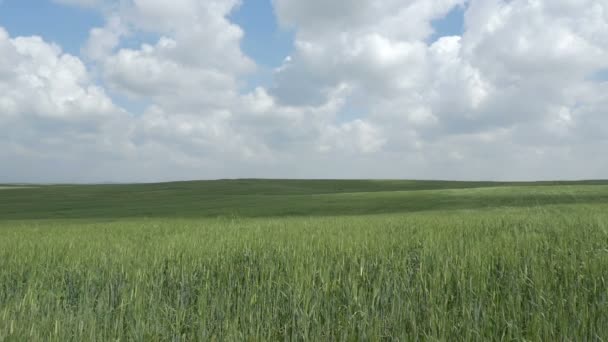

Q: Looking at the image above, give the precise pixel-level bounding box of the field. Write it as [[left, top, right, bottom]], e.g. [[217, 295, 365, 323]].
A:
[[1, 180, 608, 340]]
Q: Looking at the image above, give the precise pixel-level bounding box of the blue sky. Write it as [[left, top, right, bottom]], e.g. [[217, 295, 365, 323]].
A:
[[430, 4, 466, 43], [0, 0, 103, 55], [0, 0, 465, 69], [230, 0, 294, 68]]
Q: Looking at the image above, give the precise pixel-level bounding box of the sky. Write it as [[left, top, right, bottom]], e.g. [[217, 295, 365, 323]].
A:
[[0, 0, 607, 183]]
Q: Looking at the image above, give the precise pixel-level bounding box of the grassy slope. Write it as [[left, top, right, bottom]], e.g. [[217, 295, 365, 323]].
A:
[[1, 179, 608, 219], [2, 180, 608, 340]]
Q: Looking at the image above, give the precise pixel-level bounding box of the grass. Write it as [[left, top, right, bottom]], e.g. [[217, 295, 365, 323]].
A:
[[1, 180, 608, 340], [1, 179, 608, 220], [0, 187, 35, 190]]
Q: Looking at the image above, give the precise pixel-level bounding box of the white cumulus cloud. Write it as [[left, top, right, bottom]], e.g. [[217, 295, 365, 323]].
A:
[[1, 0, 608, 182]]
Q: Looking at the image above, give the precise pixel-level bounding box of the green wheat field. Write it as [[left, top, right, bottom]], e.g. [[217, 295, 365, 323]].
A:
[[1, 180, 608, 340]]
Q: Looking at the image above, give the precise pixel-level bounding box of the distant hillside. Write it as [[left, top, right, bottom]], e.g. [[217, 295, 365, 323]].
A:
[[1, 179, 607, 220]]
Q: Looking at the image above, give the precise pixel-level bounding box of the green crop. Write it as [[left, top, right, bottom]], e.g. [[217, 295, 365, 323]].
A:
[[1, 180, 607, 340]]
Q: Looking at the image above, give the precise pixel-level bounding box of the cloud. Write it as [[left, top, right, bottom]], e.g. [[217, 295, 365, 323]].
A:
[[0, 26, 136, 182], [2, 0, 608, 182], [271, 0, 608, 158], [0, 28, 120, 124], [82, 15, 126, 61], [90, 1, 254, 108]]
